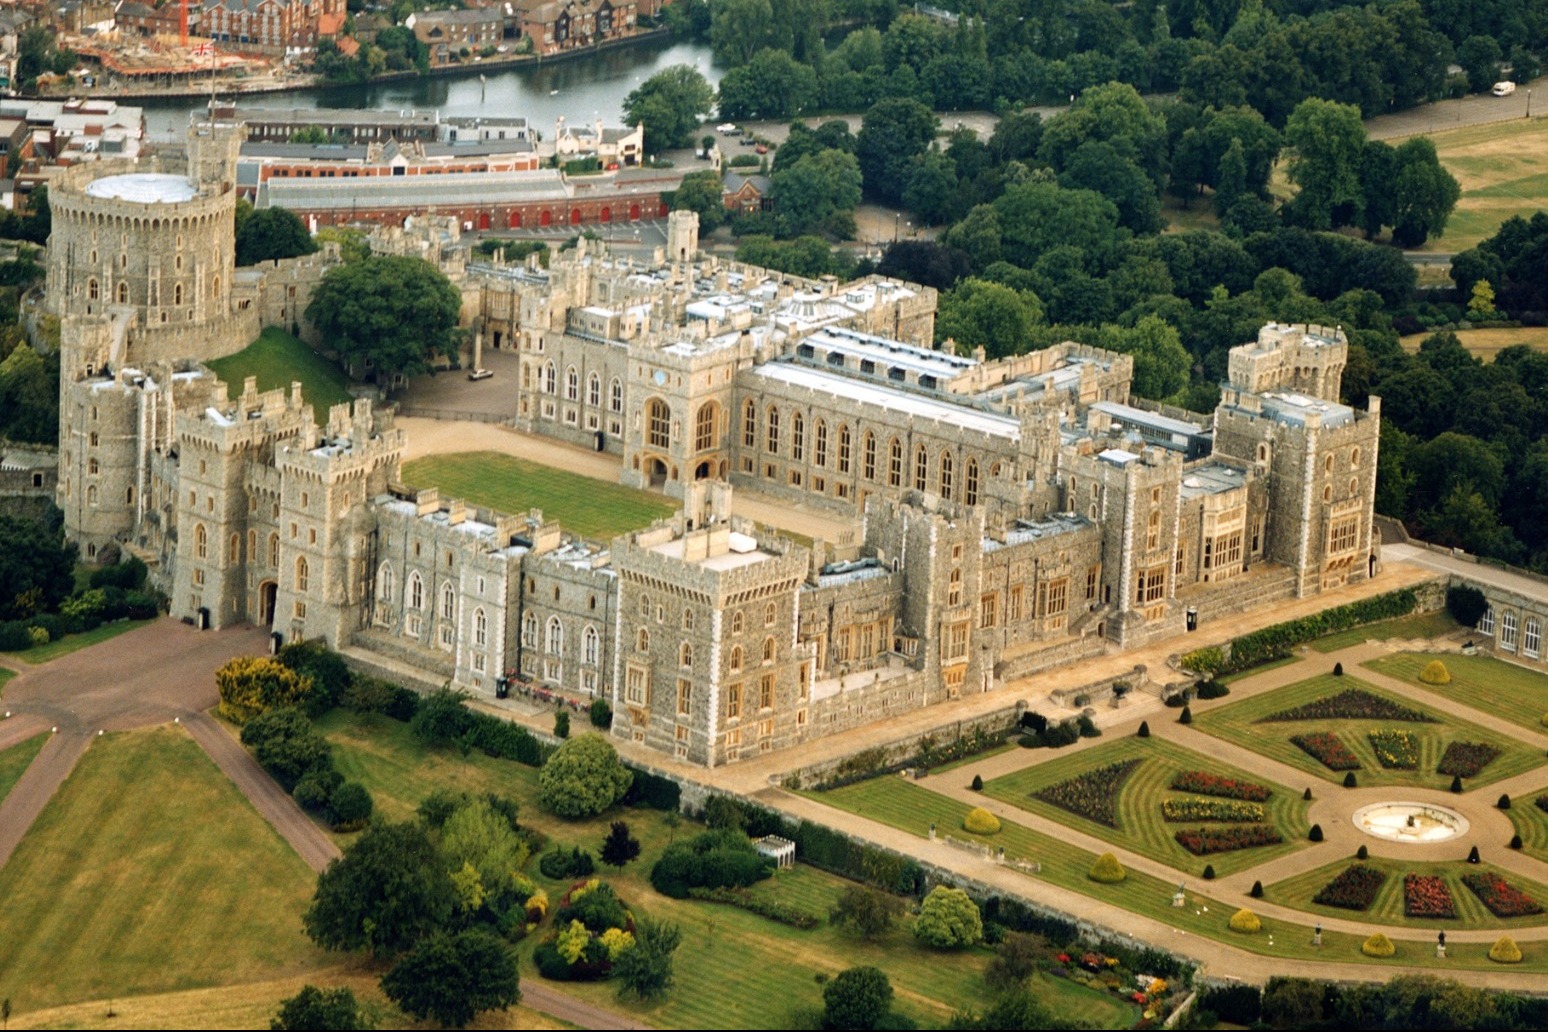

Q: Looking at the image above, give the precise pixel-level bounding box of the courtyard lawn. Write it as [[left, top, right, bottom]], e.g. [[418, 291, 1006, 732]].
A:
[[205, 327, 354, 423], [1411, 116, 1548, 253], [1190, 673, 1544, 789], [1366, 652, 1548, 738], [0, 731, 46, 805], [0, 726, 327, 1015], [315, 710, 1133, 1029], [808, 776, 1548, 971], [1264, 856, 1548, 930], [401, 451, 676, 541], [1311, 611, 1462, 653], [6, 618, 152, 665], [982, 736, 1311, 877]]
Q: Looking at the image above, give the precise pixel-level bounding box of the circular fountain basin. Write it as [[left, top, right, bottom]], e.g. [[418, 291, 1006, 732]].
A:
[[1354, 802, 1469, 844]]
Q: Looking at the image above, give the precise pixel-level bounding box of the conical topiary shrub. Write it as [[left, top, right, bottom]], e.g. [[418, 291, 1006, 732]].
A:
[[1333, 662, 1344, 676], [1344, 771, 1358, 788], [971, 774, 983, 791], [1089, 852, 1126, 883], [1179, 705, 1192, 725], [1304, 787, 1313, 801], [1499, 793, 1512, 810], [1451, 774, 1464, 793], [1229, 908, 1262, 933], [1202, 864, 1216, 880], [1309, 824, 1324, 842], [1468, 845, 1481, 864], [1357, 845, 1369, 860], [1250, 880, 1264, 898], [1420, 659, 1451, 684], [1138, 720, 1150, 738], [964, 807, 1001, 834], [1511, 834, 1524, 850], [1490, 936, 1523, 964], [1362, 933, 1396, 957]]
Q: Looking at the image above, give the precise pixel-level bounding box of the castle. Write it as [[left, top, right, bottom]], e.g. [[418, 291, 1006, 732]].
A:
[[48, 126, 1383, 766]]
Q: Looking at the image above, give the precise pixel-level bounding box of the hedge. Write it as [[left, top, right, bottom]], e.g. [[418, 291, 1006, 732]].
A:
[[1184, 588, 1420, 676], [685, 886, 821, 929], [622, 766, 682, 811]]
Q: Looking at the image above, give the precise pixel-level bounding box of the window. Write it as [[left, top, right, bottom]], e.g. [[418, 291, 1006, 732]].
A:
[[680, 642, 693, 668], [1147, 510, 1161, 550], [766, 406, 781, 452], [792, 413, 805, 461], [1351, 446, 1361, 468], [296, 556, 309, 592], [965, 458, 979, 506], [626, 665, 649, 705], [639, 593, 651, 618], [1328, 516, 1359, 555], [730, 645, 744, 674], [195, 523, 208, 559], [475, 608, 488, 647], [1046, 577, 1068, 619], [1137, 565, 1167, 605], [636, 627, 650, 652], [408, 572, 424, 610], [1525, 618, 1542, 659], [743, 400, 757, 447], [229, 534, 240, 564], [1009, 585, 1024, 622], [647, 398, 670, 448], [726, 682, 742, 719], [90, 432, 100, 448], [583, 625, 599, 665], [677, 678, 692, 716], [764, 602, 777, 627], [542, 362, 556, 394], [695, 403, 717, 452], [762, 636, 776, 663], [838, 424, 851, 473], [863, 433, 877, 480], [270, 534, 280, 567], [731, 611, 744, 635], [441, 624, 454, 649], [888, 438, 902, 487], [441, 584, 455, 620], [522, 612, 537, 647], [914, 446, 928, 490], [682, 607, 695, 631], [946, 621, 969, 661], [1480, 606, 1495, 636], [759, 674, 774, 710], [1501, 610, 1519, 649], [948, 568, 962, 606], [980, 592, 997, 628], [587, 372, 601, 406], [938, 450, 953, 499], [546, 617, 564, 655], [814, 420, 828, 467], [88, 457, 99, 475], [565, 366, 579, 401], [610, 378, 623, 413]]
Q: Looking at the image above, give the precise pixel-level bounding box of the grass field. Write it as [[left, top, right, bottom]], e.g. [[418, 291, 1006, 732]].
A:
[[315, 712, 1136, 1029], [4, 619, 152, 665], [0, 726, 328, 1017], [1219, 654, 1303, 684], [1310, 611, 1462, 653], [400, 451, 677, 541], [1365, 652, 1548, 738], [0, 665, 13, 692], [1191, 673, 1545, 789], [1399, 326, 1548, 360], [1507, 793, 1548, 864], [205, 327, 355, 423], [981, 736, 1311, 877], [1415, 116, 1548, 253], [1264, 856, 1548, 930], [809, 776, 1548, 970], [0, 731, 46, 805]]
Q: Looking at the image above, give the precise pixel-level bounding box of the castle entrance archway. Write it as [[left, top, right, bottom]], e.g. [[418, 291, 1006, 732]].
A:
[[259, 581, 277, 626], [695, 460, 713, 480], [647, 458, 667, 489]]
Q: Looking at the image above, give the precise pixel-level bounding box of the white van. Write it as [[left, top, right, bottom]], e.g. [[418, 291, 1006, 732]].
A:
[[1492, 81, 1517, 96]]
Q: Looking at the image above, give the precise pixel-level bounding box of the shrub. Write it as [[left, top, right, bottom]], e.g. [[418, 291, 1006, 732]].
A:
[[970, 774, 983, 791], [1362, 932, 1395, 957], [1175, 825, 1283, 855], [1467, 845, 1481, 863], [1463, 872, 1543, 917], [1309, 824, 1323, 842], [1250, 879, 1263, 897], [1333, 662, 1344, 676], [963, 807, 1000, 834], [26, 626, 48, 647], [1265, 689, 1435, 724], [1304, 787, 1313, 801], [589, 698, 613, 729], [1420, 659, 1451, 684], [275, 640, 351, 716], [1179, 705, 1192, 725], [1357, 845, 1368, 860], [1137, 721, 1150, 738], [329, 781, 373, 831], [1088, 852, 1126, 883], [1499, 793, 1512, 810], [1202, 864, 1216, 880], [1450, 774, 1464, 793], [1489, 936, 1523, 963], [1367, 729, 1419, 769], [1229, 908, 1261, 933], [1195, 680, 1230, 700], [1446, 585, 1488, 628], [823, 966, 893, 1031], [1403, 874, 1457, 918], [1437, 741, 1500, 778], [240, 707, 331, 791], [539, 734, 633, 819], [1344, 771, 1358, 788], [216, 655, 315, 724], [913, 886, 982, 949], [1077, 714, 1100, 738], [1511, 834, 1524, 849], [554, 709, 570, 739], [539, 847, 597, 880], [1293, 732, 1361, 771], [649, 829, 773, 898]]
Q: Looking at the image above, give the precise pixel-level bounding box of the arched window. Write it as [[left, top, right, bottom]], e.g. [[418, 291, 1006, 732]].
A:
[[610, 378, 623, 413], [863, 432, 876, 479], [765, 601, 777, 627], [118, 281, 130, 303], [646, 398, 670, 448], [546, 616, 564, 655], [583, 625, 599, 665], [682, 607, 695, 631], [1147, 510, 1161, 550], [408, 571, 424, 610], [587, 372, 601, 406], [837, 424, 851, 473], [965, 458, 980, 506], [87, 484, 98, 507], [743, 400, 757, 447], [296, 556, 309, 592], [229, 533, 240, 563], [88, 457, 99, 474], [172, 283, 182, 305], [762, 636, 776, 663], [269, 533, 280, 567], [565, 365, 579, 400], [939, 450, 954, 499], [440, 583, 455, 620], [680, 642, 693, 668], [377, 561, 395, 602], [522, 611, 537, 647], [542, 362, 556, 394], [814, 419, 828, 467], [766, 406, 780, 452], [730, 645, 743, 673], [695, 403, 717, 452], [636, 627, 650, 652], [888, 438, 903, 487], [914, 446, 929, 491], [475, 608, 488, 647], [792, 413, 805, 461], [248, 529, 256, 559], [88, 278, 99, 301], [195, 523, 208, 559], [731, 611, 744, 634]]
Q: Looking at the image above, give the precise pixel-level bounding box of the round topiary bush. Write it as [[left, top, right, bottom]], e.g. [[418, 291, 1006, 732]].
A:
[[1468, 845, 1481, 864], [1489, 936, 1523, 964], [1343, 771, 1358, 788], [1511, 834, 1524, 850], [1137, 720, 1150, 738], [1357, 845, 1369, 860], [1499, 793, 1512, 810], [1451, 774, 1464, 793], [1308, 824, 1323, 842], [1420, 660, 1451, 685], [1362, 933, 1395, 958], [1202, 864, 1216, 880], [1179, 705, 1193, 725], [1089, 852, 1126, 884], [1250, 880, 1264, 898], [971, 774, 984, 791], [1229, 908, 1262, 933], [964, 807, 1001, 835]]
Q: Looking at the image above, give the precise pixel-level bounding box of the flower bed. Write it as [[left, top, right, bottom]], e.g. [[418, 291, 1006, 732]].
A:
[[1259, 688, 1436, 724], [1461, 873, 1545, 918], [1437, 741, 1501, 779], [1169, 771, 1271, 802], [1033, 759, 1143, 828], [1367, 729, 1419, 769], [1173, 824, 1283, 855], [1312, 864, 1387, 911], [1160, 798, 1266, 823], [1403, 874, 1458, 919], [1290, 732, 1361, 771]]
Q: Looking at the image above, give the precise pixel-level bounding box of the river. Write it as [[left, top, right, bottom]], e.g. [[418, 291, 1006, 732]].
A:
[[137, 37, 721, 143]]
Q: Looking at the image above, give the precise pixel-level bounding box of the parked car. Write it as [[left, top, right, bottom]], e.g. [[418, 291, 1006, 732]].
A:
[[468, 368, 494, 381], [716, 122, 738, 134], [1493, 81, 1517, 96]]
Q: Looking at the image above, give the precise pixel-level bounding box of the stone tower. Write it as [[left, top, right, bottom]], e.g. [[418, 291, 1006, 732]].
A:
[[665, 209, 699, 265]]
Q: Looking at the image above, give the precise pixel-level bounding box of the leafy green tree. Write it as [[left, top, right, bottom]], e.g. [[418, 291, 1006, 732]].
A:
[[709, 0, 778, 64], [0, 342, 58, 444], [306, 256, 461, 380], [1059, 141, 1162, 234], [828, 885, 904, 940], [623, 65, 714, 152], [913, 886, 982, 948], [1457, 35, 1503, 93], [903, 149, 959, 226], [1283, 98, 1366, 230], [734, 235, 848, 278], [304, 821, 456, 957], [1389, 137, 1461, 247], [857, 97, 938, 206], [1103, 315, 1191, 399], [315, 226, 371, 264], [271, 985, 368, 1030], [441, 796, 529, 900], [1214, 137, 1248, 216], [772, 149, 863, 236], [0, 510, 76, 621], [936, 278, 1042, 359], [236, 207, 318, 267], [992, 180, 1125, 271], [718, 49, 819, 120], [1039, 82, 1167, 186], [665, 170, 725, 232], [538, 734, 634, 819], [240, 707, 332, 791], [823, 966, 893, 1030], [380, 928, 519, 1027], [615, 917, 682, 1000]]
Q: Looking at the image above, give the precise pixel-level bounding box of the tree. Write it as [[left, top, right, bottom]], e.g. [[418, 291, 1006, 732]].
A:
[[623, 65, 714, 152], [913, 886, 982, 948], [1389, 137, 1461, 247], [306, 256, 461, 380], [773, 148, 863, 237], [823, 966, 893, 1030], [1457, 34, 1502, 93], [380, 928, 519, 1028], [538, 734, 634, 819], [241, 707, 332, 791], [1103, 315, 1190, 399], [315, 226, 372, 264], [1446, 585, 1488, 628], [236, 207, 318, 266], [216, 656, 315, 724], [615, 917, 682, 1000], [270, 985, 368, 1030], [441, 796, 529, 903], [936, 278, 1042, 359], [0, 510, 75, 621], [986, 931, 1045, 989], [600, 820, 642, 868], [1283, 99, 1367, 230], [903, 149, 959, 226], [0, 342, 57, 444], [829, 885, 904, 940], [856, 98, 938, 206], [666, 170, 726, 232], [303, 821, 455, 957]]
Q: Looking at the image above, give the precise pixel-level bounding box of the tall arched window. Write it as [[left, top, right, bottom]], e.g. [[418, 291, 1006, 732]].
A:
[[377, 561, 395, 602], [764, 601, 777, 626], [792, 413, 805, 461], [296, 556, 309, 592], [766, 406, 780, 452], [270, 533, 280, 567], [542, 362, 556, 394], [610, 378, 623, 413], [195, 523, 208, 559], [408, 571, 424, 610], [475, 607, 488, 646], [864, 432, 877, 479], [440, 583, 455, 620], [888, 438, 902, 487], [837, 424, 851, 473], [743, 400, 757, 447], [229, 534, 240, 563], [695, 402, 718, 452], [583, 625, 599, 665], [762, 636, 776, 663], [730, 645, 743, 673], [965, 458, 980, 506], [814, 419, 828, 467], [914, 446, 929, 491], [680, 642, 693, 668], [172, 283, 182, 305], [118, 282, 130, 303], [682, 607, 695, 631], [646, 398, 671, 448], [587, 372, 601, 406], [565, 365, 579, 400], [88, 278, 99, 301], [522, 611, 537, 647], [636, 627, 650, 652], [546, 616, 564, 655], [939, 450, 954, 499]]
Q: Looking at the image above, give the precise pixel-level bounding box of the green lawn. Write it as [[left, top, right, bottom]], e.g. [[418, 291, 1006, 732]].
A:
[[1509, 796, 1548, 865], [1264, 856, 1548, 930], [1416, 117, 1548, 253], [0, 726, 328, 1015], [1218, 654, 1303, 685], [0, 731, 46, 805], [1311, 611, 1461, 653], [0, 666, 13, 693], [316, 711, 1135, 1029], [400, 451, 677, 541], [205, 327, 355, 423], [1191, 673, 1545, 789], [808, 776, 1548, 971], [1366, 652, 1548, 738], [4, 619, 151, 665], [981, 736, 1311, 877]]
